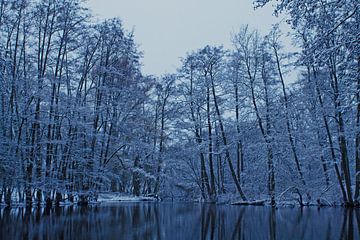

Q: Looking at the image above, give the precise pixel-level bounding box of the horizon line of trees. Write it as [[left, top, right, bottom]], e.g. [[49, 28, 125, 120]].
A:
[[0, 0, 170, 207], [0, 0, 359, 207]]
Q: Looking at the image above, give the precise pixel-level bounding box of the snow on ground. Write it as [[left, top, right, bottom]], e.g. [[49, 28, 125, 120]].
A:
[[97, 193, 158, 203]]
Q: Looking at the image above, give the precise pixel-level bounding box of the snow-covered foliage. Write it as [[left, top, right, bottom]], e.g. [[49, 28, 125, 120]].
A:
[[0, 0, 359, 206]]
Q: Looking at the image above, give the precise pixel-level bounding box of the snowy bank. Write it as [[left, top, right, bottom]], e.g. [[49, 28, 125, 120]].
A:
[[97, 193, 159, 203]]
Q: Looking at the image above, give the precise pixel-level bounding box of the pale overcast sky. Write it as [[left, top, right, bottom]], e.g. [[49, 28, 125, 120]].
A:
[[86, 0, 288, 76]]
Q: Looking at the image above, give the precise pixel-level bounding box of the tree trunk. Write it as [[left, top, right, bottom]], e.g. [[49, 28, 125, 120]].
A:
[[355, 57, 360, 201], [329, 57, 353, 206], [154, 101, 166, 194], [210, 73, 247, 201], [189, 67, 210, 199], [132, 156, 141, 196], [312, 66, 348, 202], [235, 83, 244, 182], [274, 47, 305, 186], [262, 64, 275, 206], [206, 86, 216, 199]]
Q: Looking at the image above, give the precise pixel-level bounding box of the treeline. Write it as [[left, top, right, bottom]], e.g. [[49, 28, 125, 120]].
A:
[[171, 0, 359, 206], [0, 0, 359, 207], [0, 0, 165, 206]]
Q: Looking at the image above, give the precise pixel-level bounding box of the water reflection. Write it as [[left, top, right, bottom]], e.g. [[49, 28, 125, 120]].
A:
[[0, 203, 359, 240]]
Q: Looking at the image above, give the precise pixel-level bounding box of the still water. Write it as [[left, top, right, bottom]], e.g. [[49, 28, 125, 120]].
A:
[[0, 202, 359, 240]]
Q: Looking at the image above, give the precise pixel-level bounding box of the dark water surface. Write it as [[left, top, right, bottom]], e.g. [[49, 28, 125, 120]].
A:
[[1, 202, 359, 240]]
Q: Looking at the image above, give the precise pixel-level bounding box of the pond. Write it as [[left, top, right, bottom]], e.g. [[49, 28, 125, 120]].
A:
[[0, 202, 359, 240]]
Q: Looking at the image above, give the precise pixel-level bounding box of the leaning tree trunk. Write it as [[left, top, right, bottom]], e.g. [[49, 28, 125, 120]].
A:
[[312, 66, 347, 202], [247, 61, 275, 205], [274, 46, 305, 187], [210, 73, 247, 201], [330, 57, 353, 206]]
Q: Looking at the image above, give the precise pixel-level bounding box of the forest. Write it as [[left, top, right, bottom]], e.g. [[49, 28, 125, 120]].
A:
[[0, 0, 359, 208]]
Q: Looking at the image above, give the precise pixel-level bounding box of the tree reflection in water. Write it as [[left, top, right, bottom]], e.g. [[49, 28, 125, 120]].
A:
[[0, 203, 359, 240]]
